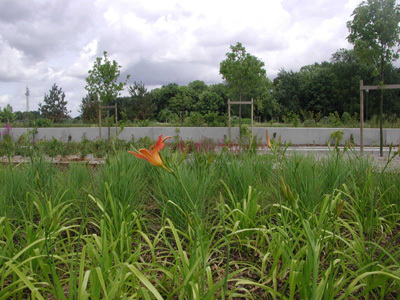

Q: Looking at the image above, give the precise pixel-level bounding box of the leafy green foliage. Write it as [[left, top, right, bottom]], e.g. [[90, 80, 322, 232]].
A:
[[127, 81, 156, 120], [271, 52, 400, 122], [39, 84, 70, 122], [79, 93, 99, 123], [0, 148, 400, 298], [220, 42, 267, 101], [274, 69, 301, 115], [152, 83, 179, 114], [29, 118, 53, 127], [347, 0, 400, 78], [0, 104, 16, 123], [85, 51, 130, 106], [169, 86, 196, 122], [220, 42, 268, 133], [347, 0, 400, 155]]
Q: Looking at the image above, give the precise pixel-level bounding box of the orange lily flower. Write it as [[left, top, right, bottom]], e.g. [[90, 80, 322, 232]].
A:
[[129, 135, 172, 172]]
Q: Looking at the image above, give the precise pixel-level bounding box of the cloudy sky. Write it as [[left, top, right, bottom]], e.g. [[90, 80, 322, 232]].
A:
[[1, 0, 362, 117]]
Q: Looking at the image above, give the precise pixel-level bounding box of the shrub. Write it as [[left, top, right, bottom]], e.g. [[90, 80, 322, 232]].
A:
[[183, 112, 205, 126], [302, 119, 316, 127], [137, 119, 150, 127], [341, 111, 357, 127], [283, 112, 300, 127], [157, 109, 179, 124], [318, 111, 341, 127], [30, 118, 53, 127], [204, 112, 226, 126]]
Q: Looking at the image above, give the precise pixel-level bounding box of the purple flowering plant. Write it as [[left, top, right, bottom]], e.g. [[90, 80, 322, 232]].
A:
[[0, 121, 13, 145], [1, 121, 12, 136]]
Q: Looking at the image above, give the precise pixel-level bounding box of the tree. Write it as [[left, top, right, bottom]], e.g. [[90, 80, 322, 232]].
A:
[[196, 91, 224, 115], [298, 63, 336, 115], [1, 104, 16, 123], [79, 93, 99, 123], [151, 83, 180, 121], [330, 48, 375, 116], [274, 69, 302, 116], [127, 82, 156, 120], [253, 76, 274, 122], [331, 48, 358, 64], [85, 51, 130, 106], [209, 83, 229, 114], [220, 42, 266, 132], [188, 80, 208, 93], [39, 84, 70, 122], [169, 86, 196, 122], [347, 0, 400, 155]]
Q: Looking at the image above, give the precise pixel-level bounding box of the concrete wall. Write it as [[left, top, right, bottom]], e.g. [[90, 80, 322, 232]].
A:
[[8, 126, 400, 146]]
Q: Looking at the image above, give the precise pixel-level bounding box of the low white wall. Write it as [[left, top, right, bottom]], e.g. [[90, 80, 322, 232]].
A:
[[8, 126, 400, 146]]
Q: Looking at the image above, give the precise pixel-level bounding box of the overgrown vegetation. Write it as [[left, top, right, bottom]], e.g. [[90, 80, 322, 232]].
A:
[[0, 137, 399, 299]]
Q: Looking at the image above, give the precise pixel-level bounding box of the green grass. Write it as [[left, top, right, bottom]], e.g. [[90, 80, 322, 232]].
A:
[[0, 147, 400, 299]]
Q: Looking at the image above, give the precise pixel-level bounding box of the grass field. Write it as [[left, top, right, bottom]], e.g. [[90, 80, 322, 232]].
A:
[[0, 141, 399, 299]]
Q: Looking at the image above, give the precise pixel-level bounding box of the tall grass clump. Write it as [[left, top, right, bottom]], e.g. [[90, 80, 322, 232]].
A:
[[151, 151, 219, 229], [96, 151, 147, 210], [1, 141, 400, 298]]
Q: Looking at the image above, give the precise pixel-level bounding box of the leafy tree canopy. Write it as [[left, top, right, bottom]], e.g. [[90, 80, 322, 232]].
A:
[[127, 82, 156, 120], [330, 48, 358, 64], [85, 51, 130, 105], [1, 104, 16, 123], [188, 80, 208, 93], [347, 0, 400, 155], [219, 42, 267, 101], [347, 0, 400, 79]]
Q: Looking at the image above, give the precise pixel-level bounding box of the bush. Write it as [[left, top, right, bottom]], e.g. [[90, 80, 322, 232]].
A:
[[183, 112, 205, 126], [137, 119, 150, 127], [329, 111, 341, 127], [204, 112, 224, 126], [283, 112, 300, 127], [30, 118, 53, 127], [230, 117, 252, 126], [157, 109, 179, 124], [302, 119, 316, 127], [318, 111, 341, 127], [341, 112, 357, 127]]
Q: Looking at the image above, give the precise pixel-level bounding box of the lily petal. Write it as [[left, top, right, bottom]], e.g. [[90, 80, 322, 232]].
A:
[[128, 135, 172, 172]]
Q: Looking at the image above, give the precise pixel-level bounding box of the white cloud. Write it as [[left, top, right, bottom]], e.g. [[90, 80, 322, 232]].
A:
[[67, 40, 99, 78], [0, 94, 10, 106], [0, 37, 38, 81], [0, 0, 363, 117]]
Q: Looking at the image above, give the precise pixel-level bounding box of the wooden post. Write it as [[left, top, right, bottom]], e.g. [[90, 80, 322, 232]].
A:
[[359, 81, 400, 155], [227, 99, 254, 142], [360, 80, 364, 155], [99, 105, 118, 140], [228, 99, 231, 141], [99, 108, 102, 139], [107, 109, 110, 139], [115, 103, 118, 136], [251, 98, 254, 136]]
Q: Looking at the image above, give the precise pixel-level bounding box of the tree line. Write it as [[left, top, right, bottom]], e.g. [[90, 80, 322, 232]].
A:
[[7, 47, 398, 127], [36, 48, 400, 127]]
